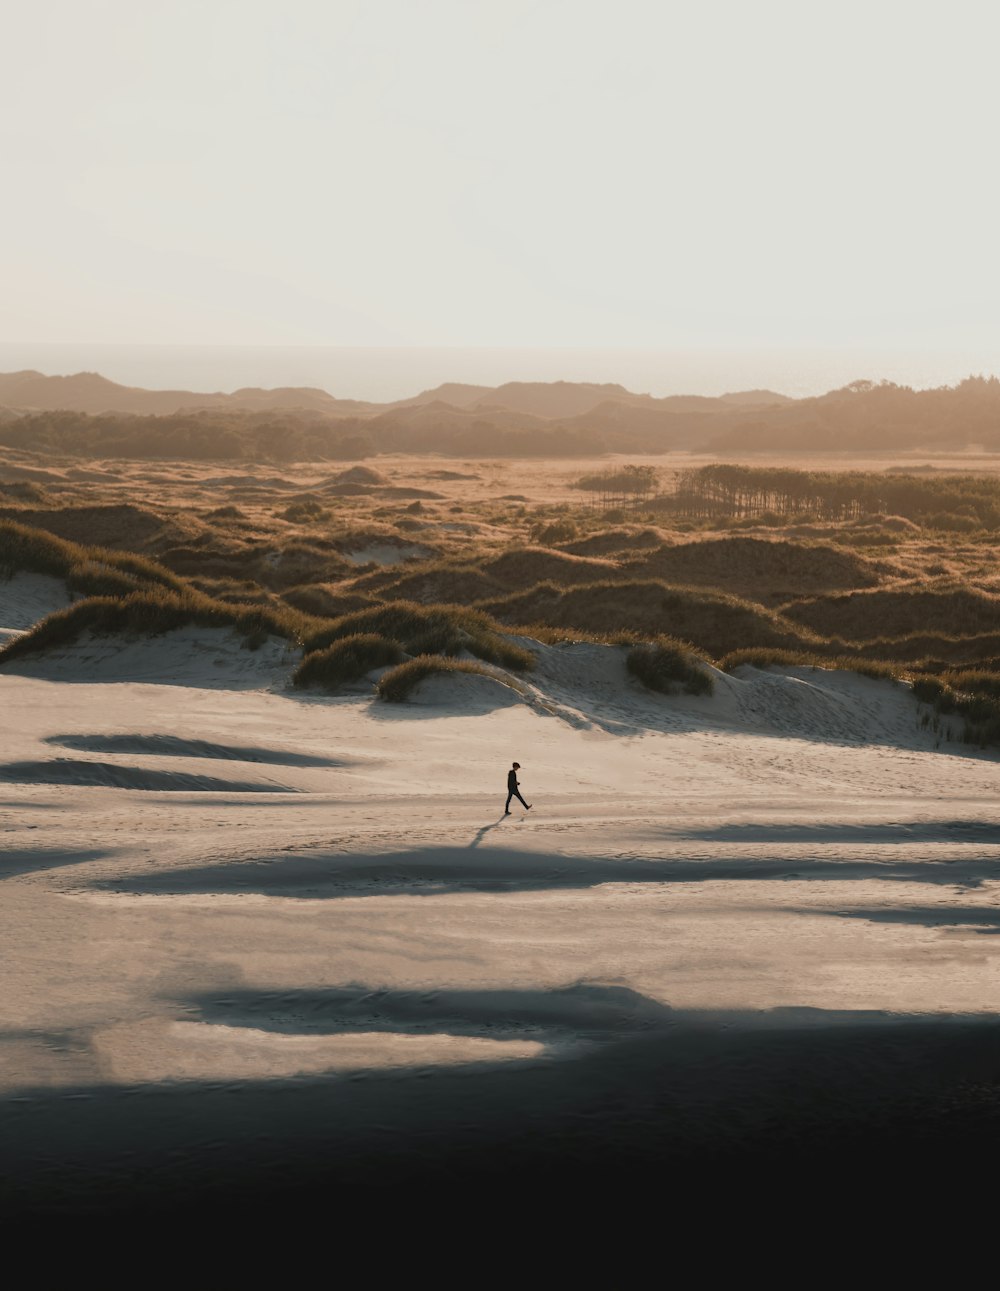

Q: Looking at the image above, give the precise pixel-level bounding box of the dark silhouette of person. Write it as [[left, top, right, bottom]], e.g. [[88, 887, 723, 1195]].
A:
[[505, 761, 531, 815]]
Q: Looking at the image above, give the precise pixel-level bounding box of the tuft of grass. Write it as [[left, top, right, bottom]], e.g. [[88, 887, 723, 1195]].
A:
[[911, 675, 948, 705], [303, 600, 534, 672], [376, 655, 520, 703], [627, 639, 714, 696], [292, 633, 404, 691], [511, 624, 645, 646], [530, 518, 578, 544], [913, 670, 1000, 746], [281, 499, 329, 523]]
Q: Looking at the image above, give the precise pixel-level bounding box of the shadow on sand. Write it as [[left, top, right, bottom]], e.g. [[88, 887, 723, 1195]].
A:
[[43, 733, 345, 767], [5, 986, 1000, 1221], [792, 904, 1000, 934], [0, 847, 109, 880], [89, 841, 1000, 899]]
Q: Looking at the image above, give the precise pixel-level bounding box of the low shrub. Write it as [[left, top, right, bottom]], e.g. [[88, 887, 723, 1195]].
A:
[[282, 500, 329, 523], [376, 656, 518, 703], [911, 675, 948, 705], [626, 639, 714, 696], [292, 633, 404, 691], [0, 481, 47, 502], [530, 518, 578, 544]]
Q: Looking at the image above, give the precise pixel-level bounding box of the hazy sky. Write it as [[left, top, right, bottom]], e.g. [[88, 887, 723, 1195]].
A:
[[4, 1, 999, 351]]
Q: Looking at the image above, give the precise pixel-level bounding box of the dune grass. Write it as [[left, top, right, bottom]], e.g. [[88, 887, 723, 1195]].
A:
[[910, 671, 1000, 746], [626, 536, 882, 596], [303, 600, 535, 672], [627, 639, 714, 696], [718, 647, 901, 682], [481, 578, 823, 656], [0, 587, 318, 664], [0, 517, 188, 597], [292, 633, 405, 691], [782, 584, 1000, 641], [376, 655, 521, 703]]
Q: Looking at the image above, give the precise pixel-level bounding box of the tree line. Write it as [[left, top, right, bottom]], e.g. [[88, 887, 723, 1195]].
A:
[[666, 464, 1000, 528]]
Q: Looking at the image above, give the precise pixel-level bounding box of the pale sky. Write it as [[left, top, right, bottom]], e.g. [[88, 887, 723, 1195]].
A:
[[3, 0, 999, 350]]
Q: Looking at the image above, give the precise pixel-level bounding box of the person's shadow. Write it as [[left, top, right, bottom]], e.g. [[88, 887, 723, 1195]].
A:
[[469, 818, 506, 849]]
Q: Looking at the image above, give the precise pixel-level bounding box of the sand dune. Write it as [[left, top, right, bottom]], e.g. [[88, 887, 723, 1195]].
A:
[[4, 599, 1000, 1217]]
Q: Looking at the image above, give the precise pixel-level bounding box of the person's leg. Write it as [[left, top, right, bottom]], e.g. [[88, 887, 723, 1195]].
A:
[[514, 790, 531, 809], [505, 792, 513, 814]]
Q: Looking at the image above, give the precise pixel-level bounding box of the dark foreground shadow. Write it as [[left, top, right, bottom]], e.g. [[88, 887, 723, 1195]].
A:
[[5, 986, 1000, 1224], [90, 844, 1000, 899]]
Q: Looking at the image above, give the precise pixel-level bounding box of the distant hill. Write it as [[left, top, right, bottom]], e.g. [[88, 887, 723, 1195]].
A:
[[0, 371, 377, 417], [0, 370, 788, 422], [2, 370, 999, 461], [717, 389, 794, 407]]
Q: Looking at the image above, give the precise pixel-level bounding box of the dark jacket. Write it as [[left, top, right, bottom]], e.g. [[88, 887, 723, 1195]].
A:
[[507, 769, 518, 791]]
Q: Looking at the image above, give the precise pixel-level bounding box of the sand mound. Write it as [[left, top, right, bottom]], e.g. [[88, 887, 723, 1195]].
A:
[[715, 665, 915, 744], [560, 528, 668, 556], [626, 537, 880, 596], [408, 669, 525, 709], [327, 465, 388, 487], [0, 626, 295, 689]]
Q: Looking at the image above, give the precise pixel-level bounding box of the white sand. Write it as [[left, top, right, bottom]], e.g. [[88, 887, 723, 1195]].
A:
[[0, 571, 72, 633], [342, 542, 432, 566], [3, 623, 1000, 1202]]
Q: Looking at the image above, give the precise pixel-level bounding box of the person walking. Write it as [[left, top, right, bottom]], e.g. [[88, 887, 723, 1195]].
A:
[[505, 762, 532, 815]]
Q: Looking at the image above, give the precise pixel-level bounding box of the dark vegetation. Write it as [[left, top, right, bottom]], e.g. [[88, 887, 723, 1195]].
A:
[[0, 588, 315, 664], [0, 410, 374, 463], [4, 373, 1000, 462], [302, 602, 535, 673], [0, 517, 189, 598], [664, 464, 1000, 528], [626, 640, 714, 696], [292, 633, 405, 691]]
